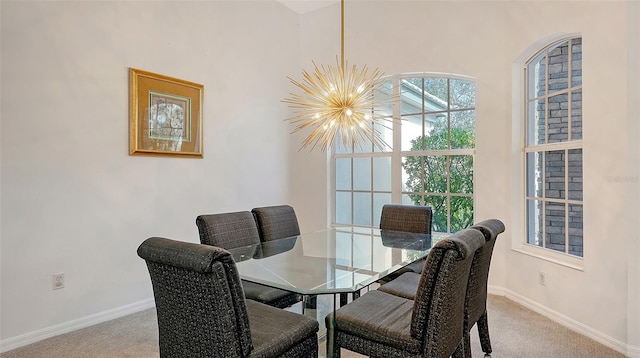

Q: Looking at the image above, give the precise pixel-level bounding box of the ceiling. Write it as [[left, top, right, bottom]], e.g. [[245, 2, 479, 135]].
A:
[[277, 0, 338, 14]]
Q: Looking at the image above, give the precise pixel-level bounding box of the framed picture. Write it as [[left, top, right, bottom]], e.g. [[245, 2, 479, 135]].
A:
[[129, 68, 203, 157]]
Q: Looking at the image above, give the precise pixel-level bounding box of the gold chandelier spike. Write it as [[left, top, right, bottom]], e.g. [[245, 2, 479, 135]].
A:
[[283, 0, 391, 152]]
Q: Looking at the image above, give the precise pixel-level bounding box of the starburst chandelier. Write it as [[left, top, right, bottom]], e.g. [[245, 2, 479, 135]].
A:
[[283, 0, 390, 152]]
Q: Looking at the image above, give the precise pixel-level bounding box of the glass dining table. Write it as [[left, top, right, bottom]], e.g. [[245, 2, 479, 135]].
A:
[[227, 226, 443, 346]]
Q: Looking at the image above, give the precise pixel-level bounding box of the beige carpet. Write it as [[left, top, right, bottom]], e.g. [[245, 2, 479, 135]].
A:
[[1, 295, 627, 358]]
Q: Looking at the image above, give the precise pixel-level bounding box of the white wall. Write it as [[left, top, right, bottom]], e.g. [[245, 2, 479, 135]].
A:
[[2, 0, 638, 355], [0, 0, 299, 350], [288, 4, 340, 233], [503, 2, 636, 355], [289, 1, 639, 356], [628, 1, 640, 353]]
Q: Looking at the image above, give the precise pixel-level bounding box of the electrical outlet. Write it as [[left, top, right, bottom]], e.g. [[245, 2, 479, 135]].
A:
[[538, 272, 546, 286], [52, 272, 65, 290]]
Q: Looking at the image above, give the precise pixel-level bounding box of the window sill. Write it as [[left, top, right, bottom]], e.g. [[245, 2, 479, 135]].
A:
[[512, 246, 584, 271]]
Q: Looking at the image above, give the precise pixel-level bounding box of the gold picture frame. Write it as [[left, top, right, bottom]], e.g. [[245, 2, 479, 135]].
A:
[[129, 68, 203, 158]]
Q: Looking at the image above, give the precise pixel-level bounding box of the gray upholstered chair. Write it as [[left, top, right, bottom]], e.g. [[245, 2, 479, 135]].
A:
[[196, 211, 301, 309], [377, 219, 505, 358], [325, 228, 485, 358], [137, 237, 318, 358], [379, 204, 433, 280], [380, 204, 433, 233], [463, 219, 505, 357], [375, 272, 421, 299], [251, 205, 301, 242]]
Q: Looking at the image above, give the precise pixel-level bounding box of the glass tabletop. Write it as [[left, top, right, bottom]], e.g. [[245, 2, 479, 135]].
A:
[[228, 226, 441, 295]]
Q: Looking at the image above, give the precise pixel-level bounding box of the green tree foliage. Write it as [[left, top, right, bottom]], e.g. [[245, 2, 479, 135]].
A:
[[401, 78, 476, 233]]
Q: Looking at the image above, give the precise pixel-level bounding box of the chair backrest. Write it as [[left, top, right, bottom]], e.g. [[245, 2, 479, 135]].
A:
[[137, 237, 252, 358], [196, 211, 261, 249], [379, 204, 433, 234], [410, 228, 485, 357], [466, 219, 506, 324], [251, 205, 301, 242]]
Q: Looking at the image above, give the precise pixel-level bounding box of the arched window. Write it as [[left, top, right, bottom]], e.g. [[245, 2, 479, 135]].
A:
[[524, 37, 583, 257], [332, 74, 475, 233]]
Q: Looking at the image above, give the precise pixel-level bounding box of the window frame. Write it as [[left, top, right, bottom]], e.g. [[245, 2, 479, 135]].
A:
[[331, 73, 476, 234], [512, 33, 584, 269]]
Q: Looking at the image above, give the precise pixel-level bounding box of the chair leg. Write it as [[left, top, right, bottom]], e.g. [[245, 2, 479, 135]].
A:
[[477, 310, 492, 356], [463, 329, 472, 358]]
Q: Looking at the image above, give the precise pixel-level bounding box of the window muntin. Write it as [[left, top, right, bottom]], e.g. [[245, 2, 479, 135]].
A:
[[333, 74, 475, 234], [402, 154, 474, 233], [524, 37, 583, 257]]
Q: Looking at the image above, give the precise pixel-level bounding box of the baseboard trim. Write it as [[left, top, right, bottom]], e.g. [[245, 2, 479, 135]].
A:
[[488, 285, 638, 357], [0, 298, 155, 353]]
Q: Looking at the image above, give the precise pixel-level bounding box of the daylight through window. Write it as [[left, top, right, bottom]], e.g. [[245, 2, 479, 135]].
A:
[[524, 37, 583, 257], [333, 74, 476, 234]]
